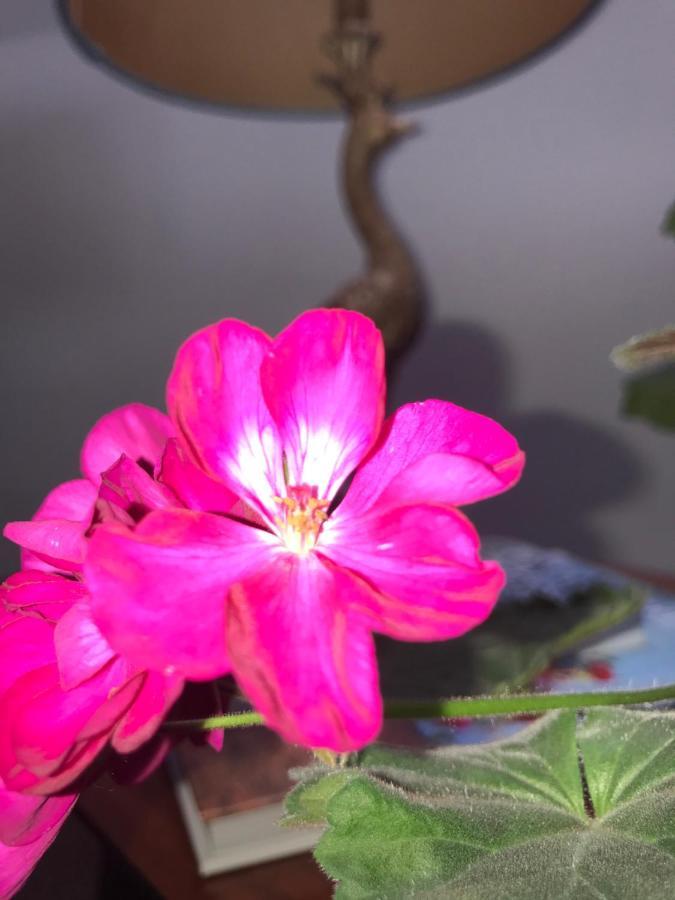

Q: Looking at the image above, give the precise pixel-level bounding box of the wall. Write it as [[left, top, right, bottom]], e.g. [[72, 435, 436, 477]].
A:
[[1, 0, 674, 575]]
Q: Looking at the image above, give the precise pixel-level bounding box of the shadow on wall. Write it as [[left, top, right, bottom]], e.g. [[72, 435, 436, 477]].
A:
[[392, 319, 645, 561]]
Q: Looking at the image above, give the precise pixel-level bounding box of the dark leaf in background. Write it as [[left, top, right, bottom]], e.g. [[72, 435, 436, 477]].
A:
[[377, 583, 644, 700], [622, 363, 675, 431], [661, 202, 675, 240]]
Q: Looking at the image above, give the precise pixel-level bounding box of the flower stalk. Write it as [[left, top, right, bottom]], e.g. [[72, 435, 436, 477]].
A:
[[164, 682, 675, 732]]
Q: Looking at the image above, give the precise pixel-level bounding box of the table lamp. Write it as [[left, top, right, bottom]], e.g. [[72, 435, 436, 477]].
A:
[[59, 0, 598, 359]]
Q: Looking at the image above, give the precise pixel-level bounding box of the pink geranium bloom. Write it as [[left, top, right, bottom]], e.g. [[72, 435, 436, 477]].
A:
[[85, 310, 524, 751], [4, 403, 174, 573], [0, 780, 75, 898], [0, 571, 183, 796]]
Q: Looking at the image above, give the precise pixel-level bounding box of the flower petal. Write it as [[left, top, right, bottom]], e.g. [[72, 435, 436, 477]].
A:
[[0, 786, 75, 847], [4, 480, 97, 573], [53, 603, 117, 691], [321, 504, 504, 641], [98, 455, 178, 524], [167, 319, 283, 519], [1, 571, 85, 622], [338, 399, 524, 518], [111, 670, 184, 754], [261, 309, 385, 500], [0, 616, 55, 696], [0, 659, 132, 791], [159, 439, 237, 514], [84, 510, 278, 680], [81, 403, 174, 484], [0, 787, 74, 898], [227, 553, 382, 751]]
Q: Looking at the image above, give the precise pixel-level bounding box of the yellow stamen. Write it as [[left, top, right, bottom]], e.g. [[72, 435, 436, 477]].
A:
[[273, 485, 329, 555]]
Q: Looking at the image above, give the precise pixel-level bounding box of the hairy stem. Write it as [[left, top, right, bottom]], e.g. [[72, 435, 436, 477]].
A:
[[164, 683, 675, 732]]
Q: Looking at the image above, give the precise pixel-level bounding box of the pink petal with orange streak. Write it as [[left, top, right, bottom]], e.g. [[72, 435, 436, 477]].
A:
[[166, 319, 283, 520], [339, 399, 524, 518], [321, 504, 504, 641], [227, 553, 382, 751], [85, 510, 278, 680]]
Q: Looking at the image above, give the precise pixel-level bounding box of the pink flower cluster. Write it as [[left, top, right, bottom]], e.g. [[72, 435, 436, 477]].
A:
[[1, 309, 523, 895]]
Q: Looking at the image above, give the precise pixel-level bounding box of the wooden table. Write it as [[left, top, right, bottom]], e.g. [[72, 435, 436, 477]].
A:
[[79, 770, 332, 900]]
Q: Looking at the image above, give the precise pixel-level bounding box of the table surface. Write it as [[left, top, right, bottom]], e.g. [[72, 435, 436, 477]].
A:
[[79, 770, 332, 900], [79, 566, 675, 900]]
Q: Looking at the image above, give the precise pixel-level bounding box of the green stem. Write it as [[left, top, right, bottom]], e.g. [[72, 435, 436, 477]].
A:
[[164, 683, 675, 732]]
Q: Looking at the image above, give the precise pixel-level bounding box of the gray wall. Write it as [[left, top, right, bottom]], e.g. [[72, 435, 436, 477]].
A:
[[1, 0, 674, 576]]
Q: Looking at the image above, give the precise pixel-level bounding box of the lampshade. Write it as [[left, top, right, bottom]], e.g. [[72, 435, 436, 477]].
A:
[[60, 0, 598, 112]]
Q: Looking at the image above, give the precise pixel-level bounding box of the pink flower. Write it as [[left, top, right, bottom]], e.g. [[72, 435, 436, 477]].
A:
[[85, 310, 524, 751], [0, 781, 75, 898], [4, 402, 174, 574], [0, 571, 183, 796]]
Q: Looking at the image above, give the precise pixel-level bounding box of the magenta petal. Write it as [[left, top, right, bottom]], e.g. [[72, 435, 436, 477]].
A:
[[166, 319, 283, 518], [261, 310, 385, 500], [54, 604, 117, 691], [85, 510, 278, 680], [159, 439, 237, 514], [1, 571, 85, 622], [0, 660, 127, 782], [0, 787, 74, 898], [339, 399, 524, 518], [321, 504, 504, 641], [0, 785, 75, 847], [4, 520, 88, 573], [112, 670, 184, 754], [227, 553, 382, 751], [98, 455, 178, 522], [0, 616, 55, 696], [4, 480, 96, 573], [80, 403, 174, 484]]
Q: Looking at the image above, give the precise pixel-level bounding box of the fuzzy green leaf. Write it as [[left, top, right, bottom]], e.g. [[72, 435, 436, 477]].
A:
[[283, 769, 356, 826], [292, 709, 675, 898]]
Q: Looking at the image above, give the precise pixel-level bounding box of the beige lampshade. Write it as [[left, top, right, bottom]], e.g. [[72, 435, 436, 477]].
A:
[[60, 0, 598, 111]]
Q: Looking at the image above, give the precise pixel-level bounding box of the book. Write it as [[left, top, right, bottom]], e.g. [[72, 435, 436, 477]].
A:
[[169, 726, 316, 876]]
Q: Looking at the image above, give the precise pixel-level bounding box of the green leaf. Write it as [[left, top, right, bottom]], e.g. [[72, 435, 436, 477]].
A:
[[662, 202, 675, 240], [469, 584, 643, 694], [283, 768, 356, 826], [578, 708, 675, 819], [622, 363, 675, 430], [291, 709, 675, 898]]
